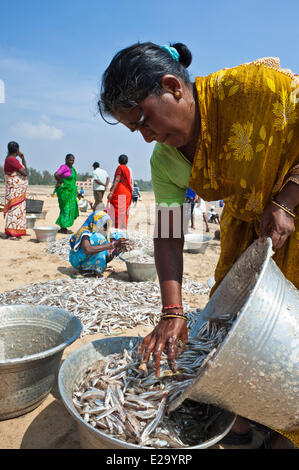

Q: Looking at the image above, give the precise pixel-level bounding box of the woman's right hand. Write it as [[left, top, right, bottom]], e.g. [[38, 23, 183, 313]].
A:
[[138, 317, 188, 376], [107, 192, 113, 202]]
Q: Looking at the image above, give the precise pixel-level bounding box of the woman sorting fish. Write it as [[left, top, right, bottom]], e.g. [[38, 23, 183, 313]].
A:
[[69, 210, 131, 277], [99, 42, 299, 448]]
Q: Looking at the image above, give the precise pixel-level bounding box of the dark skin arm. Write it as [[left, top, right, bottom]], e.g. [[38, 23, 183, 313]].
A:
[[138, 206, 188, 376], [17, 152, 28, 177], [259, 182, 299, 249], [95, 176, 110, 189], [107, 175, 121, 202], [139, 182, 299, 377], [54, 172, 63, 187], [81, 237, 130, 256]]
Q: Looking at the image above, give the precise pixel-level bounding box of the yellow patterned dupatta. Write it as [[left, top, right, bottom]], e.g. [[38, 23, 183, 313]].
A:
[[189, 59, 299, 446], [189, 59, 299, 290]]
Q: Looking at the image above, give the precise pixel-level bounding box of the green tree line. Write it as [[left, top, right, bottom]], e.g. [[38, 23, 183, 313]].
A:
[[0, 166, 92, 185], [0, 166, 153, 191]]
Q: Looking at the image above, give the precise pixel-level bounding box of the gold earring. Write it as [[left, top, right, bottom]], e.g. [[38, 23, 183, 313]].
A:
[[174, 91, 181, 100]]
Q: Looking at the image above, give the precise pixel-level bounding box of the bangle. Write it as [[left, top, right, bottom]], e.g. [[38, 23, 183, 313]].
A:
[[272, 200, 295, 218], [161, 314, 187, 321], [162, 304, 183, 310]]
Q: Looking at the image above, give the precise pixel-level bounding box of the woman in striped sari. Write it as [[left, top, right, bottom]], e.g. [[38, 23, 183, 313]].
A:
[[99, 43, 299, 448], [3, 142, 28, 240]]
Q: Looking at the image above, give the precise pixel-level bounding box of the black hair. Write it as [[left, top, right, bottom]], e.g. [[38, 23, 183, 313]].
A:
[[93, 162, 100, 169], [65, 154, 75, 161], [118, 154, 128, 165], [98, 42, 192, 120], [7, 141, 19, 155]]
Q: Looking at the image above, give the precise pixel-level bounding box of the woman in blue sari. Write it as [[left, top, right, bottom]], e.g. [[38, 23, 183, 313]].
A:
[[69, 210, 130, 276]]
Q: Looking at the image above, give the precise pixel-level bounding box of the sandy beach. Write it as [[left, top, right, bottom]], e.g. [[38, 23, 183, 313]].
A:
[[0, 186, 265, 450]]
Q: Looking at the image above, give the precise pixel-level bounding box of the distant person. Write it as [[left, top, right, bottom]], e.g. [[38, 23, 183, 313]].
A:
[[3, 141, 28, 240], [185, 187, 196, 229], [77, 192, 92, 212], [107, 154, 133, 229], [194, 196, 210, 232], [132, 181, 141, 207], [54, 154, 79, 234], [207, 206, 220, 224], [92, 162, 110, 211], [69, 210, 130, 277]]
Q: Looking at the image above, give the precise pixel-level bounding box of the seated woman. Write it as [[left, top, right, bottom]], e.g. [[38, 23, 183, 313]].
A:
[[69, 210, 130, 276]]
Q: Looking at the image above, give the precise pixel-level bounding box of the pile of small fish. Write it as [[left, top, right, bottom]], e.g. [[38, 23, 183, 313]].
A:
[[73, 320, 231, 448], [121, 250, 155, 265], [0, 278, 206, 336]]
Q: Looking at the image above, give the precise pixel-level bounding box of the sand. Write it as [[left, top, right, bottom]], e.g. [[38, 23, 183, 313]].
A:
[[0, 186, 265, 449]]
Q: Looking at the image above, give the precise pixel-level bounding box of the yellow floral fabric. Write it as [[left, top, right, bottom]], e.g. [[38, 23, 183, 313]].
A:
[[189, 61, 299, 446], [189, 61, 299, 288]]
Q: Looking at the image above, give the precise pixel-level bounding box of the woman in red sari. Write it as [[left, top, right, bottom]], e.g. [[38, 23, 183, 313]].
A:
[[107, 154, 133, 229], [3, 142, 28, 240]]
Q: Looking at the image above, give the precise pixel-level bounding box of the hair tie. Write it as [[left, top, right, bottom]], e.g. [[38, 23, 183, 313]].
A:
[[161, 45, 180, 63]]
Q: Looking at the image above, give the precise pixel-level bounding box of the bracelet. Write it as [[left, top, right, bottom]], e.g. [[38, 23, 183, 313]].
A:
[[162, 305, 184, 311], [161, 314, 187, 321], [272, 200, 296, 218]]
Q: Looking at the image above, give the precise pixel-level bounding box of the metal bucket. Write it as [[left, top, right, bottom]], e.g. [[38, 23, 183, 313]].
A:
[[120, 250, 157, 282], [26, 214, 37, 229], [125, 261, 157, 282], [33, 226, 59, 242], [58, 336, 236, 449], [169, 238, 299, 432], [185, 234, 212, 254], [0, 305, 82, 420]]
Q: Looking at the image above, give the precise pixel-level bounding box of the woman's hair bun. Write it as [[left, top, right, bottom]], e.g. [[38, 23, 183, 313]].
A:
[[171, 43, 192, 68]]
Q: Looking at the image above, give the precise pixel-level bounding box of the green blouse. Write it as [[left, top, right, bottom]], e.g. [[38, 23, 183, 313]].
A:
[[150, 143, 192, 206]]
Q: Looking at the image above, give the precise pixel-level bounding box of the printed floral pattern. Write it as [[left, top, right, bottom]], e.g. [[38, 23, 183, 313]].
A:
[[227, 122, 254, 161], [272, 90, 297, 130]]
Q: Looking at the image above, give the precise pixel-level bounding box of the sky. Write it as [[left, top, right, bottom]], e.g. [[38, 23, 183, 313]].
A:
[[0, 0, 298, 180]]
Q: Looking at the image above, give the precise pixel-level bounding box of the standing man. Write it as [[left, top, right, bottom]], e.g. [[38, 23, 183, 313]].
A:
[[92, 162, 109, 211]]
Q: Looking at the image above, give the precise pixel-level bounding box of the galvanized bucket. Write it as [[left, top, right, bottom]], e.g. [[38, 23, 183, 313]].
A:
[[185, 234, 212, 254], [58, 336, 236, 449], [0, 305, 82, 420], [26, 214, 37, 229], [120, 250, 157, 282], [169, 238, 299, 432], [33, 226, 60, 242]]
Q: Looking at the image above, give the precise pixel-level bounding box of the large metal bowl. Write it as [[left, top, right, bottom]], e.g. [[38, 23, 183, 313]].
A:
[[33, 226, 60, 242], [0, 305, 82, 420], [185, 234, 212, 254], [169, 238, 299, 432], [58, 336, 235, 449]]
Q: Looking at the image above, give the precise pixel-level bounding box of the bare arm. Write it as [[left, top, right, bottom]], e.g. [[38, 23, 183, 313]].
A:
[[81, 237, 130, 256], [107, 175, 121, 201], [54, 171, 63, 186], [260, 182, 299, 249], [17, 153, 28, 177]]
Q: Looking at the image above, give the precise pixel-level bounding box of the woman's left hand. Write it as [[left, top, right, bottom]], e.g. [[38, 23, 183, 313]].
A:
[[259, 202, 295, 250]]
